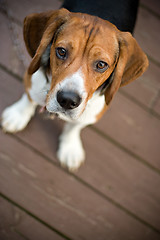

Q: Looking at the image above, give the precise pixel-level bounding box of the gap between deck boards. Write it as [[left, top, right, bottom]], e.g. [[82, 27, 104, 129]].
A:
[[0, 193, 73, 240], [2, 131, 160, 235]]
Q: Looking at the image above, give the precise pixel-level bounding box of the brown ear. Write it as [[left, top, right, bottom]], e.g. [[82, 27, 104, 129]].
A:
[[105, 32, 149, 105], [23, 8, 69, 74]]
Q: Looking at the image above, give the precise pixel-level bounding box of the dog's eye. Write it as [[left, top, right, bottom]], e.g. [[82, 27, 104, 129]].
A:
[[56, 47, 67, 60], [95, 61, 108, 73]]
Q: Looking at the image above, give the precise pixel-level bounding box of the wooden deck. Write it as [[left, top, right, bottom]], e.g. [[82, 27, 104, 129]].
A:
[[0, 0, 160, 239]]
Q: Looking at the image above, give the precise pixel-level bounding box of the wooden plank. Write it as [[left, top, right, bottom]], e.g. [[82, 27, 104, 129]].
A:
[[134, 7, 160, 64], [95, 92, 160, 170], [2, 0, 61, 23], [0, 12, 30, 76], [1, 70, 160, 231], [79, 128, 160, 230], [154, 96, 160, 115], [0, 132, 159, 240], [141, 0, 160, 16], [121, 60, 160, 115], [0, 13, 24, 76], [0, 228, 25, 240], [0, 197, 65, 240]]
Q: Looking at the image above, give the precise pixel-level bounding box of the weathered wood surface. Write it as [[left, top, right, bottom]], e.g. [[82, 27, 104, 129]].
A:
[[0, 0, 160, 239], [0, 197, 65, 240]]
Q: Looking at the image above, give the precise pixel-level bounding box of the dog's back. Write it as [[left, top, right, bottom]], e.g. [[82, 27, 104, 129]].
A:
[[62, 0, 139, 33]]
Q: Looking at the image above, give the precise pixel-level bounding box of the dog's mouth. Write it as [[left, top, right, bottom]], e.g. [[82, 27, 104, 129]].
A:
[[39, 106, 47, 113], [39, 106, 58, 119], [39, 105, 81, 122]]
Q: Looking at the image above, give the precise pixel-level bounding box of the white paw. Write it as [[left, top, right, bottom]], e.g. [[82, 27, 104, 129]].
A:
[[1, 94, 36, 133], [57, 137, 85, 172]]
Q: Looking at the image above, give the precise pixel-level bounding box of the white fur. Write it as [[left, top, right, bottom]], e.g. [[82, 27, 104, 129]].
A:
[[57, 122, 85, 171], [29, 67, 51, 106], [46, 69, 87, 120], [1, 94, 37, 133]]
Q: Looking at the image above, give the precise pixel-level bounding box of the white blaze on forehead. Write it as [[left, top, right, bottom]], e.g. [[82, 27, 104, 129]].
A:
[[58, 69, 87, 95]]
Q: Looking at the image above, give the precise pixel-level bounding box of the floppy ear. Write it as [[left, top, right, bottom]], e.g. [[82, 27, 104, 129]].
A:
[[23, 8, 69, 74], [105, 32, 149, 105]]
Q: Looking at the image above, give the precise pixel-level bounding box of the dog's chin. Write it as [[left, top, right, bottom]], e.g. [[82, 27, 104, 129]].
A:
[[56, 110, 83, 122], [45, 107, 82, 122]]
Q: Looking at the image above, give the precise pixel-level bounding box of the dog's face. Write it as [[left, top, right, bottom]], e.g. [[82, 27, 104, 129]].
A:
[[24, 8, 148, 121], [47, 15, 118, 120]]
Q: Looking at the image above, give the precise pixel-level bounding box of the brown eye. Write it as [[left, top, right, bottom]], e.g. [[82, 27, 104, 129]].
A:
[[56, 47, 67, 60], [95, 61, 108, 73]]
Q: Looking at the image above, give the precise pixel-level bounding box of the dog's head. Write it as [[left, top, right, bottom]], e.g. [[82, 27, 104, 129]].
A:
[[24, 8, 148, 120]]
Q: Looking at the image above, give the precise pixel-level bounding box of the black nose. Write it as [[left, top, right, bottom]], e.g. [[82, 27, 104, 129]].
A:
[[57, 91, 81, 110]]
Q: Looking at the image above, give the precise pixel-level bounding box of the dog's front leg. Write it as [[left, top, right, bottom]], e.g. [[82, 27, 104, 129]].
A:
[[1, 93, 37, 133], [57, 122, 86, 171]]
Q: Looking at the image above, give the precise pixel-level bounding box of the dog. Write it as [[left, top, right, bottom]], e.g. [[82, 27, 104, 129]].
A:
[[1, 0, 148, 171]]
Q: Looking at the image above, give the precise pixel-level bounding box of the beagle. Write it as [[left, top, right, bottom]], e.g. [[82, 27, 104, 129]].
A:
[[1, 2, 148, 171]]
